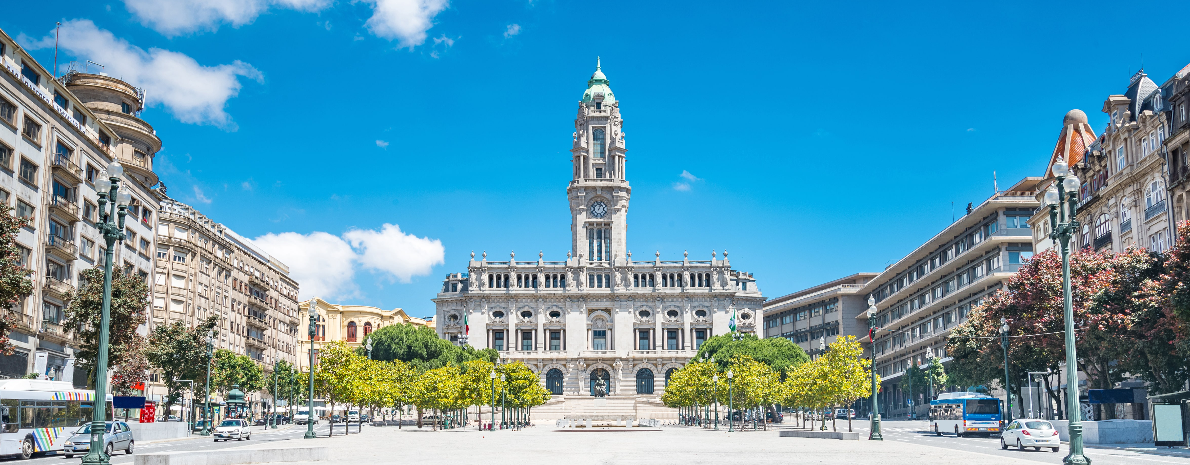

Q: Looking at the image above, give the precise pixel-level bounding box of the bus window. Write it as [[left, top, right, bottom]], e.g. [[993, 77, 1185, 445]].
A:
[[965, 399, 999, 414], [20, 405, 34, 429]]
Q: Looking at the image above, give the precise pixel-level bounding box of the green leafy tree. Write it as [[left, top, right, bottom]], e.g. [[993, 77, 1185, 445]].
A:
[[145, 316, 219, 416], [924, 356, 948, 399], [64, 267, 149, 386], [693, 332, 808, 378], [0, 203, 32, 353], [110, 336, 150, 395], [366, 323, 497, 370], [211, 349, 264, 395]]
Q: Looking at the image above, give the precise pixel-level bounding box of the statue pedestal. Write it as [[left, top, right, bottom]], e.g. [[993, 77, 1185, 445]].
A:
[[593, 398, 607, 408]]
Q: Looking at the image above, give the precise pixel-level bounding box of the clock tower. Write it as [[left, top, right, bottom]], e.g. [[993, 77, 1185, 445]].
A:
[[568, 58, 630, 264]]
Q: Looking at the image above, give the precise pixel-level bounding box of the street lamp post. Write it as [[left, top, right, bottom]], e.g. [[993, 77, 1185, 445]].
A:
[[1044, 160, 1090, 465], [201, 331, 213, 436], [712, 373, 719, 431], [1001, 317, 1013, 425], [500, 373, 507, 430], [866, 296, 883, 441], [726, 369, 734, 432], [271, 360, 279, 429], [305, 305, 319, 439], [489, 369, 496, 431], [80, 162, 131, 465]]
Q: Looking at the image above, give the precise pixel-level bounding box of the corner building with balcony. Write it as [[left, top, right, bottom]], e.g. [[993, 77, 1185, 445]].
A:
[[433, 61, 764, 418], [761, 273, 876, 359], [860, 177, 1042, 418], [148, 197, 300, 402], [0, 28, 160, 382]]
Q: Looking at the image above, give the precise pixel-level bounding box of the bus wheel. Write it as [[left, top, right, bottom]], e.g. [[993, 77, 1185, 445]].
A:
[[19, 436, 32, 460]]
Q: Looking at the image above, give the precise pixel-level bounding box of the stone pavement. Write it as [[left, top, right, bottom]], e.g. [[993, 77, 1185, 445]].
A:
[[221, 423, 1076, 465]]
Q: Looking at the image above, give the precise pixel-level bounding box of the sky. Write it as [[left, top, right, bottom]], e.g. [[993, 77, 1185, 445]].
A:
[[5, 1, 1190, 319]]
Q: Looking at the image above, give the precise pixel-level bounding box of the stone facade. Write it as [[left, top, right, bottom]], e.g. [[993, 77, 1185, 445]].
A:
[[1163, 64, 1190, 226], [761, 273, 876, 358], [861, 177, 1042, 418], [1072, 70, 1172, 253], [296, 297, 430, 371], [0, 28, 159, 383], [433, 61, 763, 407]]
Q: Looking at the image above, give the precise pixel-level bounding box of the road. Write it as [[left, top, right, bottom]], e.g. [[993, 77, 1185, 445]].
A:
[[845, 420, 1190, 465], [0, 422, 364, 464]]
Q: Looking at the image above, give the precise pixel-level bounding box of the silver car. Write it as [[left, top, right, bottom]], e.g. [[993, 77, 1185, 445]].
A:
[[212, 419, 252, 442], [62, 421, 135, 458]]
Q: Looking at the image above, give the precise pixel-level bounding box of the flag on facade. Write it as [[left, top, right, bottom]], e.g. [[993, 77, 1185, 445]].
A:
[[464, 313, 469, 335], [728, 308, 737, 332]]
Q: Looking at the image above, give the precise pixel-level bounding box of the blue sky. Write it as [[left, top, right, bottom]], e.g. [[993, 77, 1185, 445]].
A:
[[5, 1, 1190, 319]]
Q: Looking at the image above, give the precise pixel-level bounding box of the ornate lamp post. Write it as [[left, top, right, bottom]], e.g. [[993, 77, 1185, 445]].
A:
[[1000, 317, 1013, 424], [79, 162, 131, 465], [1044, 160, 1090, 465], [500, 372, 507, 429], [726, 369, 734, 432], [305, 305, 319, 439], [489, 369, 496, 431], [866, 296, 883, 441], [201, 331, 213, 436], [712, 373, 719, 431], [271, 359, 279, 429]]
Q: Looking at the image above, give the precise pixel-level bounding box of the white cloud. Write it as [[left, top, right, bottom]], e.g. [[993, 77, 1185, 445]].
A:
[[362, 0, 450, 49], [433, 34, 455, 47], [193, 185, 212, 203], [967, 128, 976, 132], [503, 24, 520, 38], [241, 180, 254, 191], [673, 170, 701, 191], [253, 224, 444, 299], [680, 170, 700, 182], [376, 140, 390, 149], [123, 0, 333, 36], [672, 182, 691, 192], [30, 20, 261, 129], [253, 232, 358, 300], [344, 224, 444, 283]]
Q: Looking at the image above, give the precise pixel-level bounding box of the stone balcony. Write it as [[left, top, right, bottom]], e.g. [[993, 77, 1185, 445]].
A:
[[43, 276, 75, 299], [45, 235, 78, 260], [48, 195, 80, 222], [51, 155, 84, 184]]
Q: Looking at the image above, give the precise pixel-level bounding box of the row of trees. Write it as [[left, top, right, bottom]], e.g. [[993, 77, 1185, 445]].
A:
[[662, 335, 876, 431], [946, 221, 1190, 419], [312, 340, 549, 431]]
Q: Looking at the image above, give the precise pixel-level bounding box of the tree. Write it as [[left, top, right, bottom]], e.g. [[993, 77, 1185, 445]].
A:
[[110, 336, 150, 395], [817, 336, 874, 432], [722, 355, 780, 430], [145, 316, 219, 416], [1160, 221, 1190, 326], [64, 267, 149, 386], [924, 356, 948, 400], [366, 323, 497, 370], [211, 349, 263, 395], [693, 332, 808, 378], [314, 341, 364, 435], [0, 203, 32, 354]]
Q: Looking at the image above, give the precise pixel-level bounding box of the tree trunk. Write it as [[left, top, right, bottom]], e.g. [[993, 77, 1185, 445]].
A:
[[416, 408, 423, 428], [848, 404, 853, 432]]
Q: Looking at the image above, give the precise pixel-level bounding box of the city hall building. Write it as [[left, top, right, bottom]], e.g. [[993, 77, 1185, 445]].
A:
[[432, 61, 764, 415]]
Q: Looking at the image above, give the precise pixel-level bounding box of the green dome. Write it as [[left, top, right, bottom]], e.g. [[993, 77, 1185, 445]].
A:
[[226, 385, 246, 405], [582, 57, 615, 104]]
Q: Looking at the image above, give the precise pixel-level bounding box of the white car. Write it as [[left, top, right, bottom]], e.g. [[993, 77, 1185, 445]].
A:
[[348, 410, 360, 422], [1000, 419, 1060, 452], [212, 419, 252, 442]]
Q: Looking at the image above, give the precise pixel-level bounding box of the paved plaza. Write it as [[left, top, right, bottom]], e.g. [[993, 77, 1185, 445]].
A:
[[192, 421, 1190, 465]]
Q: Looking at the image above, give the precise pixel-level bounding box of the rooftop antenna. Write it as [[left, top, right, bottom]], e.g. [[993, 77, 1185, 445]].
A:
[[951, 201, 955, 223], [53, 22, 60, 78], [993, 171, 999, 193], [86, 60, 104, 74]]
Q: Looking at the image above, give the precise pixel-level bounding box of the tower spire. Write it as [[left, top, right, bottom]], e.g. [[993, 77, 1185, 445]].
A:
[[597, 56, 601, 70]]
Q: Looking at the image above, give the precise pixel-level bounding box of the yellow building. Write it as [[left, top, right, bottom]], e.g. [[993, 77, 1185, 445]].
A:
[[296, 298, 430, 370]]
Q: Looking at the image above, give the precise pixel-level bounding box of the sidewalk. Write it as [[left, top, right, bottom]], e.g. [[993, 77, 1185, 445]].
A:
[[224, 423, 1062, 465]]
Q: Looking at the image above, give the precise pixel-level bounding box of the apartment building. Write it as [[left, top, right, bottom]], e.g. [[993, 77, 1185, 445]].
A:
[[296, 298, 429, 371], [761, 273, 876, 359], [0, 28, 159, 383], [1163, 64, 1190, 224], [1071, 69, 1173, 253], [860, 177, 1043, 418], [150, 198, 300, 392]]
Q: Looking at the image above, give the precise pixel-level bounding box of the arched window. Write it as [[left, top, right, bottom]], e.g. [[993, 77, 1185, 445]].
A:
[[346, 321, 357, 342], [665, 368, 675, 387], [592, 128, 605, 159], [589, 368, 610, 396], [1095, 214, 1111, 238], [363, 322, 373, 337], [636, 368, 654, 394], [546, 368, 564, 395]]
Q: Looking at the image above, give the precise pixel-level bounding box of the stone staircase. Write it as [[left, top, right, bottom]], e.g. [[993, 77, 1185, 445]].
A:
[[527, 395, 678, 421]]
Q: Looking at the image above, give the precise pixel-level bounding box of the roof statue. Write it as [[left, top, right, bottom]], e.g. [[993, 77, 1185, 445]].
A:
[[1045, 109, 1097, 178]]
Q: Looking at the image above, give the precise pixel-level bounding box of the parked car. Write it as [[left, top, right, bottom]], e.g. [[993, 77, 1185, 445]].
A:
[[331, 414, 343, 423], [62, 421, 135, 458], [1000, 419, 1060, 452], [834, 409, 856, 419], [348, 410, 360, 422], [360, 414, 370, 423], [212, 419, 252, 442], [294, 412, 317, 425], [191, 420, 213, 432], [766, 410, 783, 423]]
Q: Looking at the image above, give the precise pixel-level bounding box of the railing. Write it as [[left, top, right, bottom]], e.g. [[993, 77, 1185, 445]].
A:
[[44, 275, 74, 296], [49, 195, 80, 218], [41, 321, 67, 338], [46, 235, 78, 256], [50, 155, 83, 181], [1121, 220, 1132, 234], [1094, 233, 1113, 250], [1145, 200, 1167, 221]]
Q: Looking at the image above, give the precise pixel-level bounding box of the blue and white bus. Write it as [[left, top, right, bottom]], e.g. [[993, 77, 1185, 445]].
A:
[[929, 392, 1002, 437], [0, 379, 112, 459]]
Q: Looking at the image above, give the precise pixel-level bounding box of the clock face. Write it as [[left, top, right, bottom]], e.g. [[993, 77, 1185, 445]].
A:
[[590, 201, 608, 218]]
